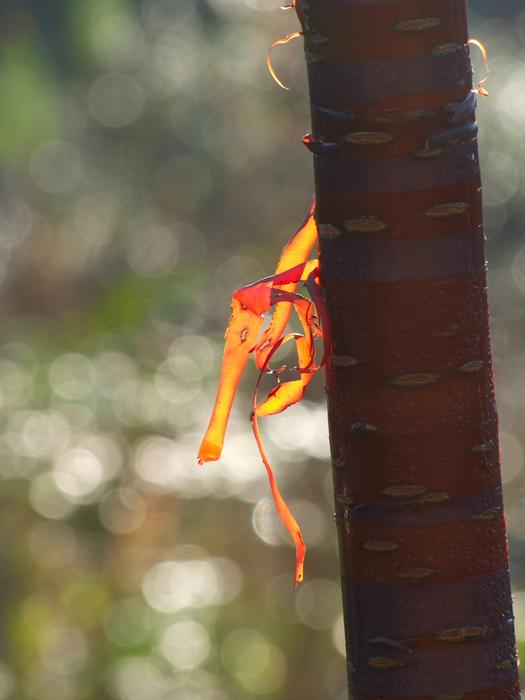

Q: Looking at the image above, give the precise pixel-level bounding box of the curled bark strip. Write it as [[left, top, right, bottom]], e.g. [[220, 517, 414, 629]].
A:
[[254, 202, 317, 370], [267, 31, 302, 90], [468, 38, 490, 96], [199, 202, 331, 586]]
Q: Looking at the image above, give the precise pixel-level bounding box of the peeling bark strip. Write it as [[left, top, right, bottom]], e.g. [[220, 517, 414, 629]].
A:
[[295, 0, 519, 698]]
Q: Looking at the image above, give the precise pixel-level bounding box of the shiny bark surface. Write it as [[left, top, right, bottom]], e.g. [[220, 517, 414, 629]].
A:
[[296, 0, 520, 697]]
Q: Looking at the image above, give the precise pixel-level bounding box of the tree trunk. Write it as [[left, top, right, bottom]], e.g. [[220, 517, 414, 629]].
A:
[[295, 0, 520, 697]]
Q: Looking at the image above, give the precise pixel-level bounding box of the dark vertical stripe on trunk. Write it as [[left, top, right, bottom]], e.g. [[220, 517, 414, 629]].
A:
[[296, 0, 520, 698]]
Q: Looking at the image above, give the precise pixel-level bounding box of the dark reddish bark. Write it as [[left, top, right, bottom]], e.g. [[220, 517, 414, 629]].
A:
[[295, 0, 520, 697]]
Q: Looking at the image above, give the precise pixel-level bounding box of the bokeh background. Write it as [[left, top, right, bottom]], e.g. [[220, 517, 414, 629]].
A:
[[0, 0, 524, 698]]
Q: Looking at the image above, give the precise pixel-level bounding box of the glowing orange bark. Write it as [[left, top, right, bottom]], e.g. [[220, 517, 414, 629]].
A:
[[198, 207, 329, 585]]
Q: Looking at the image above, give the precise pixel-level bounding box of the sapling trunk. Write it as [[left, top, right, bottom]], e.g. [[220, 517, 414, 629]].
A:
[[295, 0, 520, 697]]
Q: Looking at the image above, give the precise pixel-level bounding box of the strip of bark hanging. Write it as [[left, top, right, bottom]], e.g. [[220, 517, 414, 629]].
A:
[[198, 206, 330, 586], [266, 31, 302, 90]]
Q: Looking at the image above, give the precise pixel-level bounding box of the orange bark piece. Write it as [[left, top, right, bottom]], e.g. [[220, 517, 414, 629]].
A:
[[198, 264, 317, 463], [256, 294, 317, 417], [198, 298, 264, 463], [255, 335, 312, 417], [198, 205, 329, 585], [255, 203, 318, 369], [266, 31, 303, 90], [252, 409, 306, 586]]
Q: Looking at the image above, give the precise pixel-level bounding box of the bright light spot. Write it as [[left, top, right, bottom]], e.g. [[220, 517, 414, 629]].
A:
[[28, 473, 77, 519], [5, 410, 71, 459], [219, 432, 267, 486], [74, 433, 122, 480], [53, 448, 105, 502], [141, 554, 241, 613], [30, 141, 84, 194], [159, 620, 210, 669], [142, 559, 221, 613], [154, 355, 201, 404], [88, 73, 144, 128], [134, 436, 192, 492], [169, 335, 217, 377], [252, 497, 282, 546], [266, 401, 330, 461], [295, 579, 342, 630], [253, 497, 326, 549], [221, 629, 287, 695]]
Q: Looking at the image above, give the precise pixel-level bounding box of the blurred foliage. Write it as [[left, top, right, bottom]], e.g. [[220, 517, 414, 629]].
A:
[[0, 0, 523, 698]]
